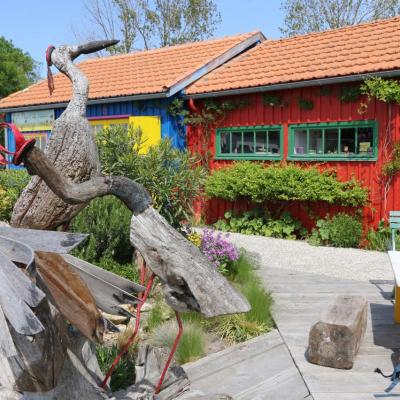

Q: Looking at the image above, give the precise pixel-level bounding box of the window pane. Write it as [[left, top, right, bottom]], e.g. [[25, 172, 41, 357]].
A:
[[294, 129, 307, 154], [325, 128, 339, 154], [255, 131, 267, 154], [357, 127, 374, 156], [220, 132, 231, 154], [341, 128, 356, 154], [232, 131, 242, 154], [268, 130, 280, 154], [242, 131, 254, 153], [308, 129, 323, 155]]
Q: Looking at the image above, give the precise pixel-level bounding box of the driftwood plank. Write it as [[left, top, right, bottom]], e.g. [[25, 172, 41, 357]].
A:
[[0, 235, 35, 274], [0, 226, 88, 254], [0, 256, 44, 335], [35, 252, 104, 344], [63, 254, 143, 315], [0, 305, 17, 357], [0, 250, 45, 308]]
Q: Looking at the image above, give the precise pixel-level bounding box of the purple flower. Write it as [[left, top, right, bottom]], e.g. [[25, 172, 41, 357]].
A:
[[199, 229, 239, 272]]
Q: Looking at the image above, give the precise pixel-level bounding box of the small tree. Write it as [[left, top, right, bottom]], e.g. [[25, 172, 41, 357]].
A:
[[280, 0, 400, 37], [0, 37, 39, 98]]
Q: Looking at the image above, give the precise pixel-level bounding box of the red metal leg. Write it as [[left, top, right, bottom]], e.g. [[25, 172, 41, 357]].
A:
[[100, 272, 155, 389], [155, 311, 183, 394]]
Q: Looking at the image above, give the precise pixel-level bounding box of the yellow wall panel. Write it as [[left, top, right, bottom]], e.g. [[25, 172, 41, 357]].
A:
[[129, 116, 161, 154]]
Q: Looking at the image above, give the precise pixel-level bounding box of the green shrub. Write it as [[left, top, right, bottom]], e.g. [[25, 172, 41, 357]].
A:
[[150, 320, 206, 364], [0, 170, 29, 221], [205, 162, 368, 207], [71, 196, 132, 264], [97, 125, 206, 229], [214, 210, 307, 239], [207, 253, 274, 344], [366, 220, 400, 251], [96, 345, 136, 391], [309, 213, 363, 248]]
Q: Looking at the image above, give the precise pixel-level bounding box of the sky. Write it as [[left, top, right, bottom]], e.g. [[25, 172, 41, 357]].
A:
[[2, 0, 285, 77]]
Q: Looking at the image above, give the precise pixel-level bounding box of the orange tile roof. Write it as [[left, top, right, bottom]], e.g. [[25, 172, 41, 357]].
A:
[[187, 17, 400, 95], [0, 32, 262, 110]]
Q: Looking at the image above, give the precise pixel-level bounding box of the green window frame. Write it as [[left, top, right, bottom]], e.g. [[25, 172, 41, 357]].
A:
[[216, 125, 283, 160], [288, 120, 378, 161]]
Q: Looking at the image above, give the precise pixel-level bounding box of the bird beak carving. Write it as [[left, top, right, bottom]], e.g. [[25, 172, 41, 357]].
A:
[[72, 40, 120, 58]]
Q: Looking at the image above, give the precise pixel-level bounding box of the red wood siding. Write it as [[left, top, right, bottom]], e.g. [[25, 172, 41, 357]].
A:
[[187, 83, 400, 230]]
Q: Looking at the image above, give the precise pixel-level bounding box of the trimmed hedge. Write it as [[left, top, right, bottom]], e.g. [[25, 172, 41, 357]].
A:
[[205, 162, 368, 207]]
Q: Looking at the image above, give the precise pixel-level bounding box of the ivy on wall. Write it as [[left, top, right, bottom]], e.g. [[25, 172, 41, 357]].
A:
[[359, 77, 400, 212], [168, 98, 247, 169]]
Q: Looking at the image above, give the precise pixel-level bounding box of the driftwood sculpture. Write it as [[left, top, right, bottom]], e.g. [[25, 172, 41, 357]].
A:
[[0, 40, 250, 398]]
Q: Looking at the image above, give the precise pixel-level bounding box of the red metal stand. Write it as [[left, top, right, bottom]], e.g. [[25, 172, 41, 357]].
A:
[[100, 272, 155, 389], [155, 311, 183, 394], [100, 261, 184, 395]]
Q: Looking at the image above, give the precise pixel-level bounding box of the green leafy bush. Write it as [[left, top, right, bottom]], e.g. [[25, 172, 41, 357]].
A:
[[205, 162, 368, 207], [97, 125, 206, 229], [309, 213, 363, 248], [214, 210, 307, 240], [365, 220, 400, 251], [71, 196, 132, 264], [0, 170, 29, 221]]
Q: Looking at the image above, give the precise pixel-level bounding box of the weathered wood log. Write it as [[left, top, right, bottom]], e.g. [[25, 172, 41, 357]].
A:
[[11, 41, 117, 230], [308, 295, 367, 369], [130, 207, 250, 317], [22, 147, 151, 215], [36, 252, 105, 344]]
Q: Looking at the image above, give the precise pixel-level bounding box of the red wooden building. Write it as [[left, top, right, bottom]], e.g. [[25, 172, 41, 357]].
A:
[[185, 17, 400, 229]]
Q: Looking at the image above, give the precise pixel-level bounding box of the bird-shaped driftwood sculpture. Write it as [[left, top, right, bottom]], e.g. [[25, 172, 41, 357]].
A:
[[11, 40, 118, 230]]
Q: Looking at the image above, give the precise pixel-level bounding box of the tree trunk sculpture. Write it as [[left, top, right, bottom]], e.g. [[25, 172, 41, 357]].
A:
[[11, 41, 117, 230]]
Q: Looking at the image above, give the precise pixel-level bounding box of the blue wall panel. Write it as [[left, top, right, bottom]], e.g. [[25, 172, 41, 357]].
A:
[[6, 96, 186, 169], [54, 97, 185, 148]]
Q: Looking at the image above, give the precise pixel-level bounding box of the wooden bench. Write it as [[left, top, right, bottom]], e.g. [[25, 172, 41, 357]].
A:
[[389, 211, 400, 323]]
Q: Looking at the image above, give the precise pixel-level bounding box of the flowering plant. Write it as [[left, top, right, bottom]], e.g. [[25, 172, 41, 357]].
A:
[[200, 229, 239, 275]]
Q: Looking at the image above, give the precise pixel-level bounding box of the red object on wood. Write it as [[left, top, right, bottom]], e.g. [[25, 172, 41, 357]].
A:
[[46, 45, 56, 96], [155, 311, 183, 394], [0, 122, 36, 165], [100, 272, 155, 389], [186, 83, 400, 230]]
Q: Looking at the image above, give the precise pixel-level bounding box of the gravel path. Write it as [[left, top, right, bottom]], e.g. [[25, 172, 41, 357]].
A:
[[221, 232, 393, 282]]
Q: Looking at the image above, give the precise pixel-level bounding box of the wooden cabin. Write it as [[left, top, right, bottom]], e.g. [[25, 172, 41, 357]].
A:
[[185, 17, 400, 229]]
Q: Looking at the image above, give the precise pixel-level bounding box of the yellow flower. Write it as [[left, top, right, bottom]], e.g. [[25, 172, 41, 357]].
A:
[[187, 232, 201, 247]]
